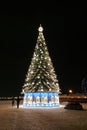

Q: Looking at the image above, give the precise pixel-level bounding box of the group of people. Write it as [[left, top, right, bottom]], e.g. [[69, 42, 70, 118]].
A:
[[12, 96, 20, 108]]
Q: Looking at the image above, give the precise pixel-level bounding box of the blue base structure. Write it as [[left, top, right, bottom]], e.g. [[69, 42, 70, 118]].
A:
[[23, 92, 59, 107]]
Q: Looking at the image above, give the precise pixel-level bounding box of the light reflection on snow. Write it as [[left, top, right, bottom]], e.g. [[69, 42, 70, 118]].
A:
[[19, 104, 65, 109]]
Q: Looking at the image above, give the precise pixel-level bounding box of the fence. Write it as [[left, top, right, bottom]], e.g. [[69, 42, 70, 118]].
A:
[[0, 94, 87, 105]]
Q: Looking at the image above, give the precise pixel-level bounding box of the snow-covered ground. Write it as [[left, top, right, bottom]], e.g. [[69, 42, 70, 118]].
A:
[[0, 101, 87, 130]]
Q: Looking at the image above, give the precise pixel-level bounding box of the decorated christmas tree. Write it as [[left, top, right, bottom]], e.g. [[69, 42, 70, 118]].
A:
[[22, 25, 60, 107]]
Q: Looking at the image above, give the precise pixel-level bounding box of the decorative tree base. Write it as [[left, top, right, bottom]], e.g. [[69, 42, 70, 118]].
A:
[[23, 92, 59, 107]]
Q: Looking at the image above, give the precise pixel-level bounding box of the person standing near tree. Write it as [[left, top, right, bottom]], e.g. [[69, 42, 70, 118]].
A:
[[16, 96, 20, 109], [12, 97, 15, 107]]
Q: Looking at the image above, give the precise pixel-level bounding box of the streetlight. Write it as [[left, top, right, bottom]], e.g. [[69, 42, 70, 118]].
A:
[[69, 89, 73, 94]]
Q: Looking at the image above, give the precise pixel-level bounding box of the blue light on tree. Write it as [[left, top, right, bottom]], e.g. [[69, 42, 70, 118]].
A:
[[23, 92, 59, 107]]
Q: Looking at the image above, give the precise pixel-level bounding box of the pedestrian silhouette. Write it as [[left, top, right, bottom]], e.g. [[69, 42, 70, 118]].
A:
[[16, 96, 20, 109], [12, 97, 15, 107]]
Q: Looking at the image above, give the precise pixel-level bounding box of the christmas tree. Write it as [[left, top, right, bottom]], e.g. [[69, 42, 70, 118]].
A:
[[22, 25, 60, 107], [22, 25, 60, 93]]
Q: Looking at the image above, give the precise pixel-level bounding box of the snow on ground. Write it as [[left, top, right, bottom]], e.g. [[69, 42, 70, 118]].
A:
[[0, 101, 87, 130]]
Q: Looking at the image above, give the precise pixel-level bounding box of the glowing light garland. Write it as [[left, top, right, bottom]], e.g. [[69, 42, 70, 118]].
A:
[[22, 25, 60, 107], [23, 92, 59, 107]]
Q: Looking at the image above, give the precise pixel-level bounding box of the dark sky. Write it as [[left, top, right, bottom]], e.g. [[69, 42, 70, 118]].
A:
[[0, 3, 87, 96]]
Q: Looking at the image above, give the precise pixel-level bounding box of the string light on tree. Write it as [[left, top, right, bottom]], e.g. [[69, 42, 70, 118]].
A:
[[22, 24, 60, 107]]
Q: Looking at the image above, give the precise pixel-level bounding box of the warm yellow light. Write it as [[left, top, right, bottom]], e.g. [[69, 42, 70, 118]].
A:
[[38, 25, 43, 32], [30, 71, 33, 74], [37, 76, 40, 78], [69, 89, 73, 93]]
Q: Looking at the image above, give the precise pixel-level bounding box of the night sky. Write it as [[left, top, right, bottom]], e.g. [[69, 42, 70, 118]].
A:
[[0, 3, 87, 96]]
